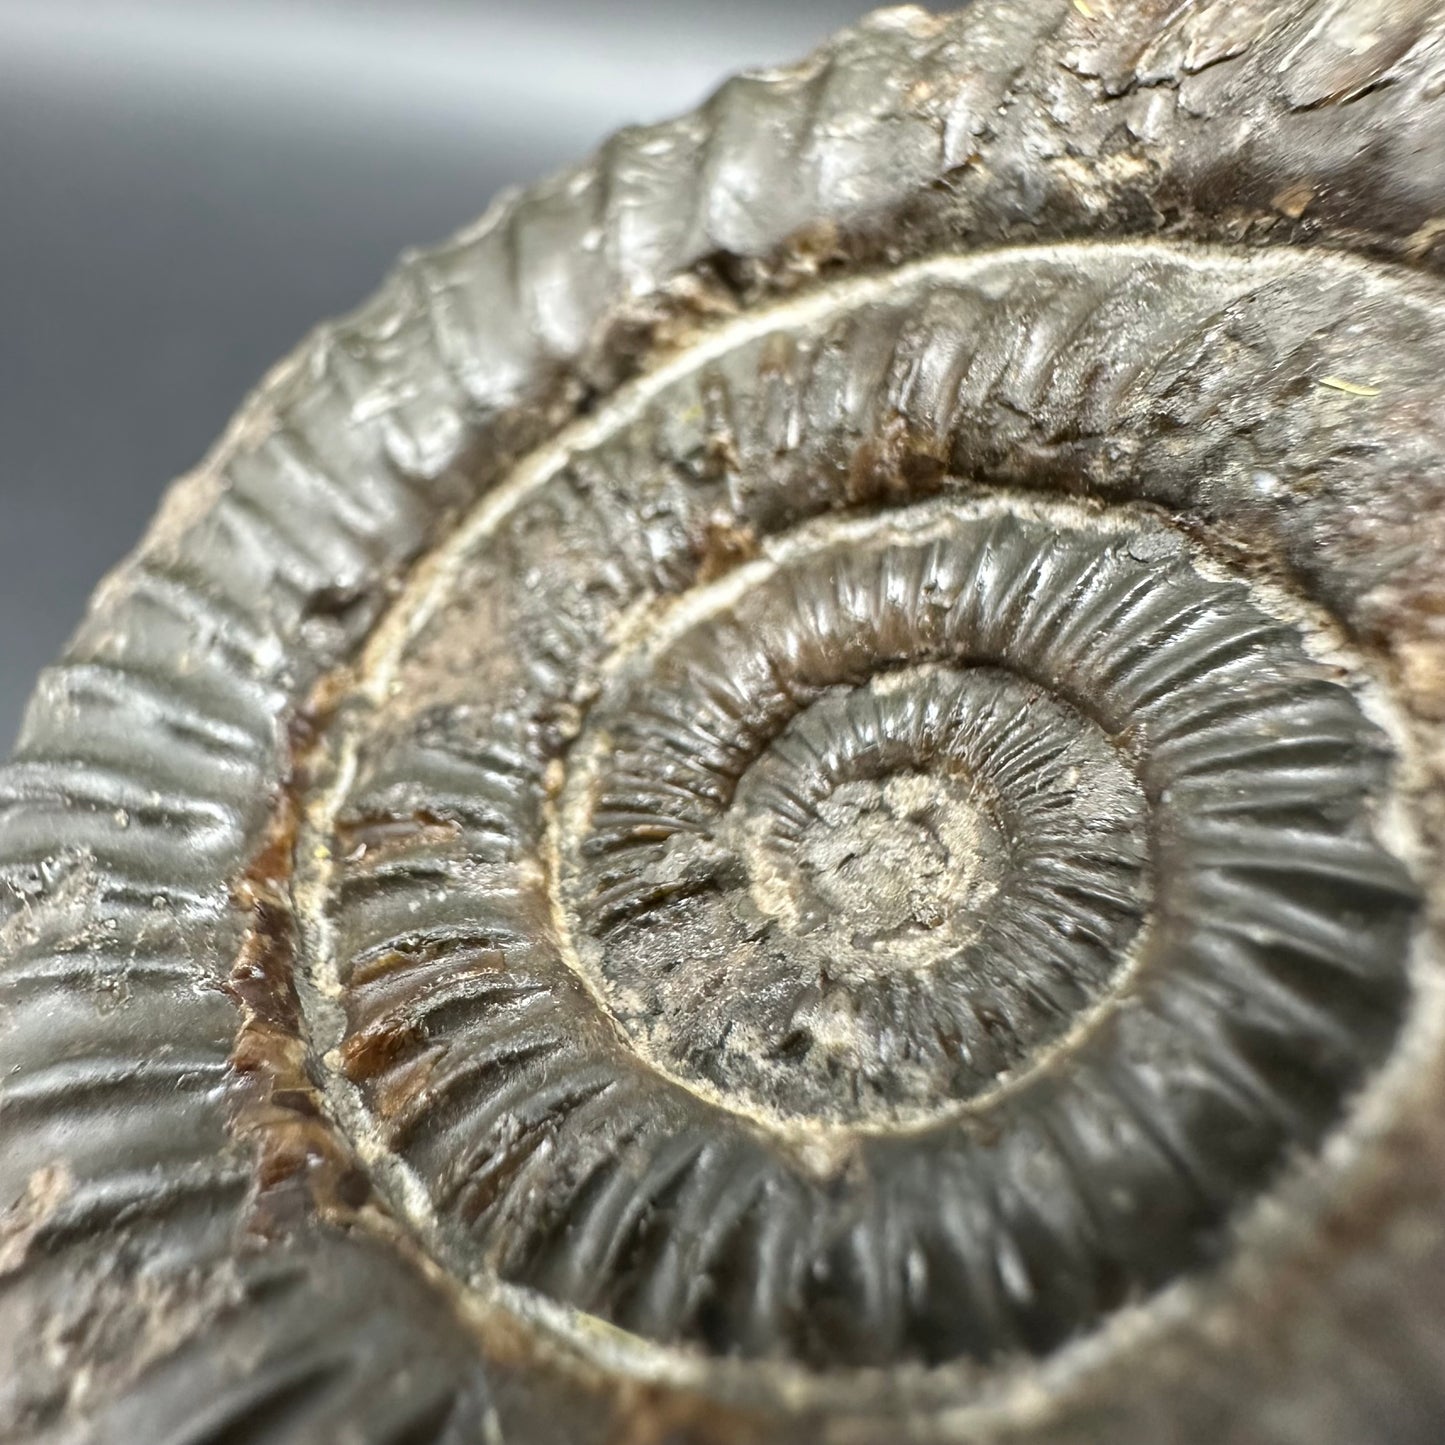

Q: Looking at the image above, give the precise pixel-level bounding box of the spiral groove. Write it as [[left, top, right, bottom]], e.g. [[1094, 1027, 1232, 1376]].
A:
[[6, 6, 1445, 1441], [315, 272, 1419, 1367]]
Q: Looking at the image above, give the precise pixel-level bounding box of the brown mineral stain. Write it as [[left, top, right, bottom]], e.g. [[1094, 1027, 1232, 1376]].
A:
[[600, 1380, 773, 1445], [846, 414, 948, 505], [0, 1163, 73, 1276], [339, 1019, 426, 1082], [1273, 182, 1314, 219], [224, 695, 375, 1236], [334, 807, 462, 860], [694, 514, 760, 584]]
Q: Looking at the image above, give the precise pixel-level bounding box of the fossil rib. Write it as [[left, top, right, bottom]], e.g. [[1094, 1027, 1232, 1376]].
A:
[[3, 6, 1445, 1443]]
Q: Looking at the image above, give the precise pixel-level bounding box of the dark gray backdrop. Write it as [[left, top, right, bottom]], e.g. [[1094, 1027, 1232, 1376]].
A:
[[0, 0, 876, 748]]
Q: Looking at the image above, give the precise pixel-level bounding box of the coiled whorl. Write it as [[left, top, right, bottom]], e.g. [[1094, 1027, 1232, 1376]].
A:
[[4, 7, 1445, 1444]]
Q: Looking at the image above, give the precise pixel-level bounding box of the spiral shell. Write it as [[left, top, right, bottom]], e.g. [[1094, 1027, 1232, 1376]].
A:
[[5, 6, 1445, 1442]]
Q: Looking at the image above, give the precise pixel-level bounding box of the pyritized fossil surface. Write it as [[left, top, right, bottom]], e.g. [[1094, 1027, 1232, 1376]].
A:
[[3, 5, 1445, 1443]]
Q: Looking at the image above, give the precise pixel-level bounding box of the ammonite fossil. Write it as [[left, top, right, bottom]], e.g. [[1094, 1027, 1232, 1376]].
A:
[[4, 4, 1445, 1441]]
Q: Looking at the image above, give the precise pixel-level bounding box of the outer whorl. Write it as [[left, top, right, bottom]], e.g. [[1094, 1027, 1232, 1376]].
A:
[[3, 6, 1445, 1443]]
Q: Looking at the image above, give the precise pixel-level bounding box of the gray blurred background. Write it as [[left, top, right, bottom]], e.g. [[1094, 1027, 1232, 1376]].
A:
[[0, 0, 879, 748]]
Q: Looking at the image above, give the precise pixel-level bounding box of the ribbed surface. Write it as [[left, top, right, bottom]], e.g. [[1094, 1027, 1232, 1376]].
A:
[[1, 2, 1445, 1441], [332, 481, 1413, 1367]]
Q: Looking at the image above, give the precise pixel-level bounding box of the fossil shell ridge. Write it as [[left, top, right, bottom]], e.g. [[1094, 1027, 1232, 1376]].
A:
[[3, 5, 1445, 1443]]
